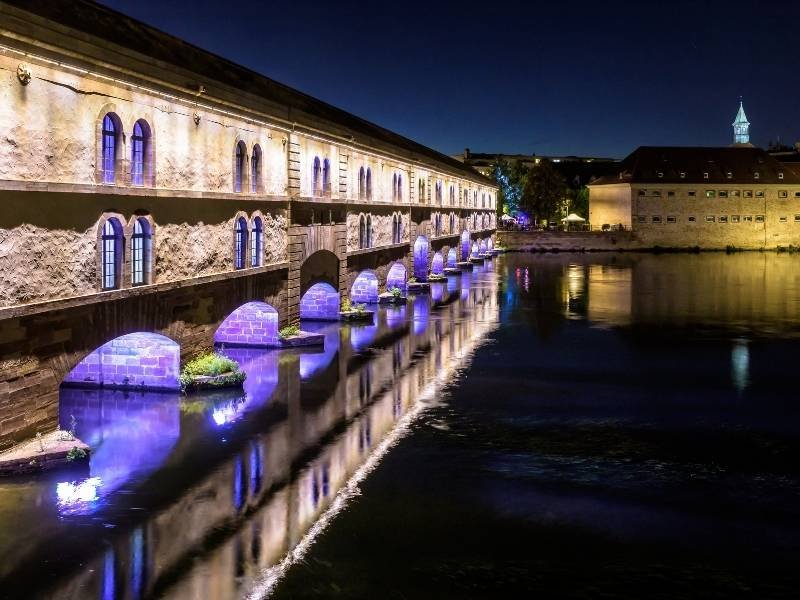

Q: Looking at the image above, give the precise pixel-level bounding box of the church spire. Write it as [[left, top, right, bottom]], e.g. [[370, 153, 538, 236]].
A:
[[732, 98, 750, 145]]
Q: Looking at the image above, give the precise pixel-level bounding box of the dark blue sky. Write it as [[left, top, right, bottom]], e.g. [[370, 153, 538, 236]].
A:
[[102, 0, 800, 159]]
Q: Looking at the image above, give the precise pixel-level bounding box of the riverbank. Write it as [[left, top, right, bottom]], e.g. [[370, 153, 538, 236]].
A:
[[497, 230, 800, 252]]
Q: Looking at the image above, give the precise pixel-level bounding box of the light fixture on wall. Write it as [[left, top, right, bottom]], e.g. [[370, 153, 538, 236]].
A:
[[16, 63, 31, 85]]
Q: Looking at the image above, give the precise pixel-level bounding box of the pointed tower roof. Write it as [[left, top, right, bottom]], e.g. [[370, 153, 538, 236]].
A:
[[733, 99, 749, 126]]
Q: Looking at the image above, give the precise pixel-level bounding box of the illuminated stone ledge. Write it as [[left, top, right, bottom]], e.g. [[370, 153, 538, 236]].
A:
[[339, 310, 374, 323], [456, 261, 475, 271], [0, 430, 90, 477], [443, 267, 462, 275], [378, 292, 408, 305], [406, 282, 431, 294], [279, 331, 325, 348]]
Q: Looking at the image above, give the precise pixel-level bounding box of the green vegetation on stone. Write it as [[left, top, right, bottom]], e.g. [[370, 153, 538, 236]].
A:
[[180, 351, 245, 390], [279, 324, 301, 339]]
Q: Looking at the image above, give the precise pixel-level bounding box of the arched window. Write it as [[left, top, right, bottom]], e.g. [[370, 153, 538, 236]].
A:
[[474, 191, 478, 207], [449, 185, 455, 206], [359, 214, 366, 249], [101, 217, 123, 290], [359, 166, 366, 200], [312, 156, 321, 196], [436, 214, 442, 236], [366, 168, 372, 200], [392, 214, 398, 243], [392, 173, 397, 201], [450, 213, 455, 233], [131, 218, 152, 286], [101, 113, 121, 184], [323, 158, 331, 196], [251, 216, 263, 267], [234, 141, 246, 193], [131, 120, 151, 187], [235, 217, 248, 269], [397, 174, 403, 201], [251, 144, 262, 193], [366, 214, 373, 248]]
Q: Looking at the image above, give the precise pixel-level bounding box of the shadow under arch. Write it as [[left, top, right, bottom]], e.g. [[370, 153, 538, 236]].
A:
[[301, 249, 340, 297]]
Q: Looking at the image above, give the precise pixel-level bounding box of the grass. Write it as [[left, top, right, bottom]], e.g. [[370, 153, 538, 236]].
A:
[[279, 324, 301, 339], [180, 351, 245, 390], [389, 286, 403, 298]]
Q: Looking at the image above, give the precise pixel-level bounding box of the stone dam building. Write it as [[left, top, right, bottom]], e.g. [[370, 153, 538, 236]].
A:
[[0, 0, 497, 448]]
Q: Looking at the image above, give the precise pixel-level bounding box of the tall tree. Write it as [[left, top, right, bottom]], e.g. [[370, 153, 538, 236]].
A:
[[520, 160, 567, 223], [568, 185, 589, 218], [488, 158, 524, 217]]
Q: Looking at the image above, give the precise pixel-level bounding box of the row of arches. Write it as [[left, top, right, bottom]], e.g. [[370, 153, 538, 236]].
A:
[[233, 140, 264, 194], [100, 112, 154, 187], [233, 213, 267, 270], [98, 214, 155, 290]]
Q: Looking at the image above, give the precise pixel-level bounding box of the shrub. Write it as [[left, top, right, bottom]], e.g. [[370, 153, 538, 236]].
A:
[[66, 446, 87, 462], [407, 276, 417, 284], [341, 297, 352, 312], [279, 324, 300, 339], [354, 302, 367, 313], [389, 286, 402, 298], [180, 351, 245, 390]]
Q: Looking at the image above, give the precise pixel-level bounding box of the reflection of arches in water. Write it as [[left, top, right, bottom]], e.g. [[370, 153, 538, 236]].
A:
[[386, 262, 407, 291], [461, 271, 473, 301], [220, 347, 280, 412], [479, 239, 487, 253], [447, 248, 457, 268], [431, 251, 444, 275], [487, 237, 494, 250], [351, 322, 378, 351], [413, 295, 429, 335], [299, 321, 340, 379], [447, 275, 458, 294], [58, 387, 181, 509], [351, 271, 379, 304], [471, 242, 479, 257], [431, 282, 445, 303], [413, 236, 430, 280], [385, 305, 407, 329], [460, 230, 470, 261], [63, 332, 180, 391], [299, 282, 340, 321], [215, 301, 280, 347]]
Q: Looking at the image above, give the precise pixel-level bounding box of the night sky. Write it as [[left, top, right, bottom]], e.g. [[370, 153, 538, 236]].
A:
[[100, 0, 800, 159]]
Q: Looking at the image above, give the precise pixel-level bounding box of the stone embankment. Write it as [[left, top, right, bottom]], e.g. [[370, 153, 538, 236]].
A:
[[498, 231, 644, 252]]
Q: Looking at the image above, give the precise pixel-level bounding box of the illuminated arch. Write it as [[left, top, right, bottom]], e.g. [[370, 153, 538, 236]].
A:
[[431, 251, 444, 275], [351, 271, 379, 304], [413, 235, 430, 280], [447, 247, 457, 268], [386, 262, 407, 291], [300, 282, 340, 321], [62, 332, 180, 391], [215, 301, 280, 347], [460, 230, 470, 261]]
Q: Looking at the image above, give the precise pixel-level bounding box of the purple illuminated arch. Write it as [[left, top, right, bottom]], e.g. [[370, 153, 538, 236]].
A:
[[413, 236, 429, 280], [479, 239, 487, 254], [351, 271, 379, 304], [386, 262, 407, 291], [63, 332, 180, 391], [431, 251, 444, 275], [300, 282, 340, 321], [460, 230, 470, 261], [447, 248, 457, 268], [487, 237, 494, 250], [215, 301, 279, 347], [471, 242, 479, 257]]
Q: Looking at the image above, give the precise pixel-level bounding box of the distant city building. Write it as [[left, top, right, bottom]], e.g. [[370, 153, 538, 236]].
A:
[[588, 146, 800, 248], [453, 149, 620, 189], [732, 100, 751, 146]]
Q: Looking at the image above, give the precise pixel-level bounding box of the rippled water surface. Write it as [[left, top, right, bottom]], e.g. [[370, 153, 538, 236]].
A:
[[2, 253, 800, 599]]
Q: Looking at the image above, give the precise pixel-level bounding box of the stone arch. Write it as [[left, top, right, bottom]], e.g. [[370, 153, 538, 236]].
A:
[[471, 242, 479, 257], [129, 117, 155, 187], [233, 137, 249, 193], [62, 332, 180, 391], [447, 247, 457, 268], [300, 282, 340, 321], [413, 235, 430, 280], [95, 103, 125, 185], [215, 301, 280, 347], [351, 270, 379, 304], [479, 239, 487, 254], [232, 211, 250, 270], [300, 249, 340, 296], [126, 213, 156, 287], [386, 262, 407, 291], [460, 230, 471, 261], [431, 251, 444, 275], [487, 237, 494, 251]]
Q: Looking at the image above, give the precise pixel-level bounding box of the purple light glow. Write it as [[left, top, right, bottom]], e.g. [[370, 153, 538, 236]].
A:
[[413, 236, 429, 280], [412, 295, 429, 335], [386, 262, 407, 291], [299, 321, 340, 379], [300, 283, 340, 321], [431, 282, 445, 303], [222, 347, 280, 407], [385, 305, 407, 329], [479, 239, 487, 253], [487, 237, 494, 250], [447, 248, 457, 268], [351, 271, 379, 304], [63, 332, 180, 390], [460, 231, 470, 261], [431, 252, 444, 275], [471, 242, 479, 257], [351, 322, 378, 351], [214, 301, 279, 347]]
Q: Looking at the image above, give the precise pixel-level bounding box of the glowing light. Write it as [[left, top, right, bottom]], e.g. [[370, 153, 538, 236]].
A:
[[56, 477, 102, 505]]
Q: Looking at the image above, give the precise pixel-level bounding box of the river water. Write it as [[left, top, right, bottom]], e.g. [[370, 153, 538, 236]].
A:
[[1, 253, 800, 599]]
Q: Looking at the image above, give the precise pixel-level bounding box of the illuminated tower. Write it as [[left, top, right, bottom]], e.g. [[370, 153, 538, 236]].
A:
[[732, 99, 750, 145]]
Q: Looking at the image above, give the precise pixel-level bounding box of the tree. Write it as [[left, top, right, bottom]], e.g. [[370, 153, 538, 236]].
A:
[[568, 186, 589, 219], [520, 160, 567, 224], [488, 158, 525, 217]]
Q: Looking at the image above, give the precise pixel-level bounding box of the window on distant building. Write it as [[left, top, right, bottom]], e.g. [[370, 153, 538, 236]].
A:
[[652, 190, 661, 197], [688, 216, 696, 222], [652, 216, 662, 223], [703, 172, 709, 179], [780, 216, 788, 223], [795, 215, 800, 222], [667, 191, 675, 197], [637, 215, 646, 223], [755, 190, 765, 198], [705, 216, 715, 222], [719, 215, 728, 223], [731, 190, 741, 197], [795, 191, 800, 198], [667, 216, 676, 223], [744, 190, 753, 198], [731, 215, 740, 223], [705, 190, 715, 198], [688, 190, 696, 197], [779, 190, 788, 198], [638, 189, 646, 196], [719, 191, 728, 198], [755, 215, 765, 222], [743, 215, 753, 222]]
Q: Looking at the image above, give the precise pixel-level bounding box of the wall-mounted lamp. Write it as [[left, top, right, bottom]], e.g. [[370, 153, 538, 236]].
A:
[[17, 63, 31, 85]]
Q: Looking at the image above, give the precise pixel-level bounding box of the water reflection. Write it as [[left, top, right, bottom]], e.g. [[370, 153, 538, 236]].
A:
[[731, 338, 750, 393], [0, 258, 500, 600]]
